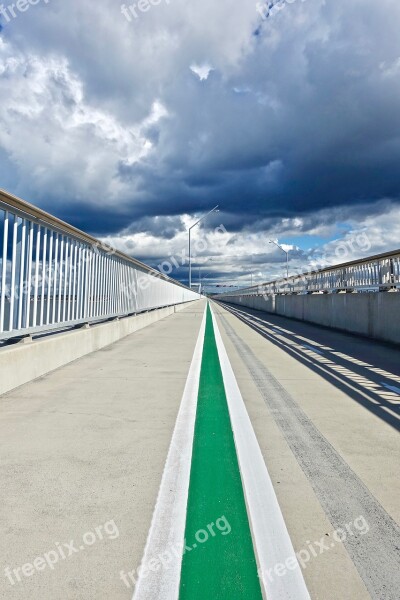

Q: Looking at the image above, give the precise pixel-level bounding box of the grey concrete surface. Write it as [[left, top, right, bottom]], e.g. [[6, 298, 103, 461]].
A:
[[0, 300, 198, 398], [0, 300, 206, 600], [212, 301, 400, 600], [219, 291, 400, 345]]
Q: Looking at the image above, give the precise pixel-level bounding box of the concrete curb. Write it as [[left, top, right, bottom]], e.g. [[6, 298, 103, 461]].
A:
[[0, 301, 199, 397], [217, 293, 400, 345]]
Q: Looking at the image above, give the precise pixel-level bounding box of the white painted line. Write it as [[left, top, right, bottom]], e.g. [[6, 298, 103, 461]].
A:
[[381, 382, 400, 394], [211, 305, 311, 600], [132, 306, 207, 600], [302, 344, 323, 355]]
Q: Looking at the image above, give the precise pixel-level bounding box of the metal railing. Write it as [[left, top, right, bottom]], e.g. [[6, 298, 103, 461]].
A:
[[215, 249, 400, 299], [0, 189, 199, 341]]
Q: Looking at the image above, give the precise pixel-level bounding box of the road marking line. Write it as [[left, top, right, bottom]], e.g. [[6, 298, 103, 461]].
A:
[[210, 305, 311, 600], [179, 304, 263, 599], [382, 382, 400, 394], [132, 306, 207, 600]]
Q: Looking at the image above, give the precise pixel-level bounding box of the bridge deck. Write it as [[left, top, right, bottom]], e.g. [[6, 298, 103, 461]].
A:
[[1, 299, 399, 599]]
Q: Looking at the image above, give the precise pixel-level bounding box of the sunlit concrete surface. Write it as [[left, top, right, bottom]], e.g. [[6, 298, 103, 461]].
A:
[[0, 301, 199, 397], [213, 301, 400, 600], [0, 300, 205, 600], [1, 297, 399, 600]]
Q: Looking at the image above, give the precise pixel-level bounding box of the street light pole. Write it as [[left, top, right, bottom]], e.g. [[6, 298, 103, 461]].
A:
[[188, 205, 219, 288], [269, 239, 289, 278]]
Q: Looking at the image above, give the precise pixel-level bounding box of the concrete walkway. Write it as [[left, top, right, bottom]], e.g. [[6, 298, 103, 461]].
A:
[[213, 301, 400, 600], [1, 297, 399, 600], [0, 300, 205, 600]]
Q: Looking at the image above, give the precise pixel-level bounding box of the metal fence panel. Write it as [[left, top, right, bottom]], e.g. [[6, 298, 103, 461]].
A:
[[0, 190, 199, 341], [216, 250, 400, 300]]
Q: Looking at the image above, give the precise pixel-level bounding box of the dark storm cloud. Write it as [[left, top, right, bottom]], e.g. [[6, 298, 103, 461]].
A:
[[54, 203, 132, 237], [1, 0, 400, 249]]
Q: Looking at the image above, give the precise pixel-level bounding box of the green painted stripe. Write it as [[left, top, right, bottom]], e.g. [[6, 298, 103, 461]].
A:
[[179, 304, 263, 599]]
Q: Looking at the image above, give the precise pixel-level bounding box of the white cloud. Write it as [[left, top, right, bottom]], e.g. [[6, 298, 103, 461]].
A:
[[0, 39, 169, 208], [96, 201, 400, 287], [190, 63, 214, 81], [0, 0, 399, 281]]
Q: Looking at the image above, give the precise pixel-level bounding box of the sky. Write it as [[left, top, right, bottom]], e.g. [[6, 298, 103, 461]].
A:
[[0, 0, 399, 291]]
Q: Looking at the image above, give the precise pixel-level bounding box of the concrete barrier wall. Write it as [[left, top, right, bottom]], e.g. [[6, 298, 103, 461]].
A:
[[219, 293, 400, 345], [0, 300, 199, 397]]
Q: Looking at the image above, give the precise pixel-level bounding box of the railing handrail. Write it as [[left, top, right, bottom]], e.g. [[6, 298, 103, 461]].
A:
[[0, 189, 198, 341], [0, 188, 189, 290], [214, 248, 400, 297]]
